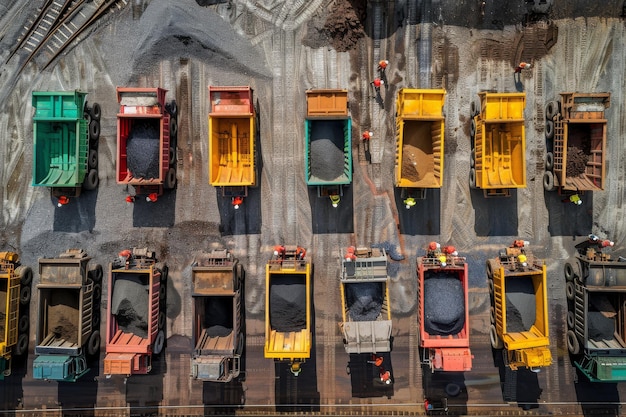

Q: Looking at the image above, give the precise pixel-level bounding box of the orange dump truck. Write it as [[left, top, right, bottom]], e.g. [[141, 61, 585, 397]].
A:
[[417, 244, 472, 372], [104, 248, 167, 376]]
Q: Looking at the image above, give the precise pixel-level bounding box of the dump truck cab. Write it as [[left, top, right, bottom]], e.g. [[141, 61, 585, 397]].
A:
[[191, 249, 244, 382], [565, 236, 626, 382], [470, 92, 526, 197], [417, 243, 472, 372], [395, 89, 446, 206], [305, 89, 352, 206], [487, 241, 551, 371]]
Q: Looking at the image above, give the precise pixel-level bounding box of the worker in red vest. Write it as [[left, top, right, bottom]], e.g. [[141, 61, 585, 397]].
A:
[[146, 193, 158, 203], [371, 78, 384, 94], [514, 62, 532, 73], [296, 246, 306, 260], [232, 196, 243, 209], [273, 244, 286, 258], [362, 131, 373, 142], [57, 196, 69, 207]]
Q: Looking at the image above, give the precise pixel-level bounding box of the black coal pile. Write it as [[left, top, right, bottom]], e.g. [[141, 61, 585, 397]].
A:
[[0, 310, 5, 342], [505, 277, 536, 332], [112, 274, 149, 338], [423, 274, 465, 335], [127, 121, 160, 179], [346, 282, 383, 321], [588, 311, 615, 342], [309, 120, 345, 181], [566, 146, 589, 177], [204, 296, 233, 337], [269, 275, 306, 332]]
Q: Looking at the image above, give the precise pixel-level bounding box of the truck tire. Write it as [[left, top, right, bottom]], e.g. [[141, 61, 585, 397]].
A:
[[567, 330, 580, 355], [15, 334, 28, 356], [471, 100, 479, 117], [488, 278, 494, 298], [545, 120, 554, 140], [89, 120, 100, 143], [165, 167, 177, 189], [490, 306, 496, 324], [88, 149, 98, 169], [567, 310, 575, 329], [470, 119, 476, 138], [83, 169, 99, 190], [90, 102, 101, 121], [445, 383, 461, 397], [87, 331, 101, 356], [18, 315, 29, 333], [545, 152, 554, 171], [486, 259, 495, 280], [564, 261, 578, 281], [470, 149, 475, 168], [153, 330, 165, 355], [169, 147, 176, 167], [543, 171, 555, 192], [20, 285, 31, 305], [158, 311, 166, 329], [93, 284, 102, 305], [545, 100, 560, 120], [489, 325, 504, 349], [89, 264, 103, 283], [155, 262, 168, 282], [566, 280, 575, 301], [469, 168, 476, 189], [167, 100, 178, 119], [169, 117, 178, 139], [15, 266, 33, 285], [159, 284, 166, 301], [236, 263, 244, 285]]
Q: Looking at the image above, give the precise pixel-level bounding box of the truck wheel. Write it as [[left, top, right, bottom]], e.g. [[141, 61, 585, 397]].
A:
[[486, 260, 495, 280], [545, 120, 554, 140], [89, 264, 103, 283], [153, 330, 165, 355], [545, 100, 560, 120], [90, 102, 101, 121], [165, 168, 177, 189], [169, 117, 178, 139], [155, 262, 168, 282], [489, 325, 503, 349], [83, 169, 99, 190], [470, 149, 475, 168], [15, 266, 33, 286], [18, 315, 29, 333], [488, 278, 494, 298], [543, 171, 555, 192], [470, 119, 476, 138], [92, 311, 100, 328], [93, 284, 102, 304], [471, 100, 479, 117], [564, 261, 578, 281], [236, 263, 244, 283], [15, 334, 28, 356], [545, 152, 554, 171], [89, 120, 100, 142], [445, 383, 461, 397], [490, 307, 496, 324], [159, 284, 166, 301], [469, 168, 476, 189], [158, 311, 166, 329], [87, 331, 101, 356], [566, 281, 575, 300], [88, 149, 98, 169], [169, 147, 176, 166], [20, 285, 31, 305], [567, 330, 580, 355], [567, 310, 575, 329], [168, 100, 178, 119]]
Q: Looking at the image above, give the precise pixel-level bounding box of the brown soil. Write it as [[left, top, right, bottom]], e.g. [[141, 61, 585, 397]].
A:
[[402, 144, 434, 182], [47, 291, 80, 345], [566, 146, 589, 177], [302, 0, 366, 52]]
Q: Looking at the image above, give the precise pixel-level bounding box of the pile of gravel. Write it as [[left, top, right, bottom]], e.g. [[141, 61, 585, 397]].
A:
[[204, 296, 233, 337], [588, 311, 615, 342], [346, 282, 383, 321], [269, 274, 306, 332], [112, 274, 150, 338], [423, 273, 465, 335], [566, 146, 589, 177], [309, 120, 345, 181], [127, 121, 161, 179], [505, 277, 536, 333]]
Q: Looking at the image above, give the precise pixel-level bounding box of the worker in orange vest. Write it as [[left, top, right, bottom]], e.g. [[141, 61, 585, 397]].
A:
[[296, 246, 306, 260], [146, 193, 158, 203], [514, 62, 532, 73], [427, 242, 441, 258], [57, 196, 69, 207], [442, 245, 458, 256], [345, 246, 357, 262], [273, 244, 286, 258], [232, 196, 243, 209]]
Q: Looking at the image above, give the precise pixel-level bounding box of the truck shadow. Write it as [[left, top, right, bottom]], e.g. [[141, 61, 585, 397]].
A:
[[0, 354, 27, 412], [491, 349, 544, 410], [132, 190, 176, 228], [572, 366, 621, 416], [57, 365, 99, 417], [544, 190, 593, 237], [308, 187, 354, 234], [395, 189, 441, 235], [422, 365, 468, 415], [346, 352, 394, 398], [125, 357, 165, 417], [470, 189, 518, 236], [52, 189, 98, 233], [202, 379, 245, 415], [216, 186, 262, 236]]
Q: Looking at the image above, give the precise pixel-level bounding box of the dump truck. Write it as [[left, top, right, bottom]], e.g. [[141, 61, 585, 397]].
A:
[[191, 249, 244, 382], [104, 248, 166, 377], [265, 245, 311, 376], [417, 243, 472, 372], [394, 89, 446, 205], [339, 246, 392, 354], [32, 90, 101, 206], [0, 252, 32, 379], [208, 86, 257, 208], [32, 249, 102, 382], [487, 240, 551, 371], [305, 89, 352, 206], [116, 87, 177, 201], [469, 92, 527, 197], [564, 235, 626, 382], [543, 92, 610, 193]]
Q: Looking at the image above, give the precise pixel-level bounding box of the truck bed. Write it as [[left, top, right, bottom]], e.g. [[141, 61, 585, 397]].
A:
[[265, 329, 310, 358], [107, 329, 150, 354]]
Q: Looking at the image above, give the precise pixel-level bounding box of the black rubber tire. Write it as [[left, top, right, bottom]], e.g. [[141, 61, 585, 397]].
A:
[[169, 100, 178, 119], [153, 330, 165, 355], [159, 284, 166, 301], [165, 167, 177, 189], [545, 100, 560, 120], [158, 311, 166, 329], [87, 331, 101, 356], [18, 315, 29, 333], [20, 285, 31, 305], [89, 264, 103, 283], [567, 330, 580, 355], [169, 117, 177, 138], [169, 147, 176, 167], [545, 120, 554, 140], [490, 325, 504, 349], [155, 262, 168, 282], [471, 100, 479, 117], [469, 168, 476, 188], [567, 310, 575, 329], [15, 334, 28, 356], [445, 383, 461, 398], [92, 311, 100, 328], [470, 118, 476, 138], [470, 148, 475, 168], [486, 259, 494, 280], [545, 152, 554, 171], [89, 120, 100, 142], [566, 280, 575, 301], [83, 169, 99, 190], [90, 102, 101, 121], [564, 262, 576, 281], [15, 266, 33, 286], [543, 170, 555, 192], [490, 306, 496, 324], [88, 149, 98, 169], [93, 284, 102, 304]]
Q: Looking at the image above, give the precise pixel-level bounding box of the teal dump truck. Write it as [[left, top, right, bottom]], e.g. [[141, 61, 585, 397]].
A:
[[33, 249, 102, 382], [305, 89, 352, 207], [32, 91, 101, 206]]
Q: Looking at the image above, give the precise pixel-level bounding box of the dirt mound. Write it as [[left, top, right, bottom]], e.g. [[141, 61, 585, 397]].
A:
[[402, 144, 434, 182], [302, 0, 366, 52], [566, 146, 589, 177]]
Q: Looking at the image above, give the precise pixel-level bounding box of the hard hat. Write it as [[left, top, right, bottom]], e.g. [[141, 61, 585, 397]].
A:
[[332, 203, 339, 208], [234, 204, 240, 209], [576, 200, 582, 205], [380, 80, 385, 85], [405, 204, 411, 209], [428, 242, 438, 251], [438, 255, 447, 265], [273, 250, 279, 256]]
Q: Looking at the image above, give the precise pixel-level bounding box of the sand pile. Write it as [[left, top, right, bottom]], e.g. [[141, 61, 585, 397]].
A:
[[47, 291, 79, 344], [566, 146, 589, 177], [402, 145, 434, 182], [505, 277, 536, 332], [423, 274, 465, 335], [346, 282, 384, 321], [204, 296, 233, 337], [309, 120, 345, 181], [112, 274, 150, 338], [127, 121, 160, 179], [269, 275, 306, 332]]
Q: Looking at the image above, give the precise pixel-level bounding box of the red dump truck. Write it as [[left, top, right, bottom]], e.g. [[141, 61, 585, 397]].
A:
[[116, 87, 177, 201], [417, 243, 472, 372], [104, 248, 166, 377]]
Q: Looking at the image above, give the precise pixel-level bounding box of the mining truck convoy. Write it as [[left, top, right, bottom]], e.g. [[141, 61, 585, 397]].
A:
[[0, 252, 32, 379], [104, 248, 166, 377], [32, 249, 102, 382], [417, 243, 472, 372], [191, 249, 244, 382], [116, 87, 177, 201], [394, 88, 446, 204], [487, 241, 551, 371], [543, 92, 610, 193], [339, 246, 392, 354], [304, 89, 352, 206], [565, 235, 626, 382], [469, 92, 527, 197], [264, 245, 311, 376], [31, 90, 101, 206]]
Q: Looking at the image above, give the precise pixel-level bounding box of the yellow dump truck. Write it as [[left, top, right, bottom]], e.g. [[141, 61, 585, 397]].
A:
[[264, 246, 311, 376], [470, 92, 526, 197], [395, 89, 445, 203], [208, 86, 256, 207], [487, 241, 551, 371]]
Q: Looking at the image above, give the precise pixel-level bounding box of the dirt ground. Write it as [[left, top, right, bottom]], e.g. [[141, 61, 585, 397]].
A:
[[2, 0, 626, 414]]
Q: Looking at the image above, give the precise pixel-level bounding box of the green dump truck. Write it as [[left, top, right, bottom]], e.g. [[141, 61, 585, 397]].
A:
[[32, 90, 101, 206]]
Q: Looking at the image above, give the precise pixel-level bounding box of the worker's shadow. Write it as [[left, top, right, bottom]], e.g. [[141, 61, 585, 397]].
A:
[[491, 349, 543, 411], [132, 189, 176, 227], [572, 365, 621, 416], [52, 188, 98, 232], [513, 73, 524, 92], [346, 352, 394, 399], [544, 190, 592, 237]]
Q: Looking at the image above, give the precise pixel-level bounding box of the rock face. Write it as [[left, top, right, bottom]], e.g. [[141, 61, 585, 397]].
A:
[[111, 274, 150, 338], [423, 274, 465, 336], [269, 275, 306, 332], [346, 282, 384, 322]]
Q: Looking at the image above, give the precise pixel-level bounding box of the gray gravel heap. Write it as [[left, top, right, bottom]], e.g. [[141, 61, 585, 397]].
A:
[[505, 277, 536, 333], [127, 121, 160, 179], [111, 274, 150, 338], [269, 274, 306, 332], [204, 296, 233, 337], [309, 120, 345, 181], [346, 282, 383, 321], [423, 273, 465, 335]]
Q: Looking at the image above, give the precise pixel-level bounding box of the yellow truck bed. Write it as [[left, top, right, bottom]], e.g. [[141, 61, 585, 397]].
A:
[[264, 329, 310, 360]]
